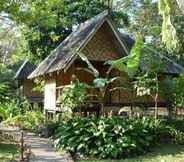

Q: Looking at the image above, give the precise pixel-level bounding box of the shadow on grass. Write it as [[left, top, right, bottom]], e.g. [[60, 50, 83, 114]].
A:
[[81, 144, 184, 162], [153, 144, 184, 156], [0, 143, 18, 160]]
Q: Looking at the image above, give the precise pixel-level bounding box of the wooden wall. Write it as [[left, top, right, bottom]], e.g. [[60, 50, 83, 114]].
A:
[[44, 77, 56, 111], [23, 79, 43, 98]]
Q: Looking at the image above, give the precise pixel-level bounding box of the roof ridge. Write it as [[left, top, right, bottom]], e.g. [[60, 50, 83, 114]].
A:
[[162, 55, 184, 70], [47, 10, 109, 73], [79, 10, 109, 27], [15, 60, 36, 80], [29, 10, 109, 78], [141, 46, 184, 74]]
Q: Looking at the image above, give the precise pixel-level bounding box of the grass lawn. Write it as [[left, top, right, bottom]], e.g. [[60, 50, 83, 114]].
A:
[[80, 144, 184, 162], [0, 143, 18, 161]]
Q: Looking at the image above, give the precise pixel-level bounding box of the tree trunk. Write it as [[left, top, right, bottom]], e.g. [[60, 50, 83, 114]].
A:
[[100, 87, 107, 116], [154, 74, 159, 119], [130, 91, 135, 118], [130, 104, 133, 118], [101, 103, 104, 116], [154, 94, 158, 119]]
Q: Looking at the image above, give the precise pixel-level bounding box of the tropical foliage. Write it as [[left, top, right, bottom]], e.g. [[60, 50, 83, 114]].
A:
[[54, 116, 184, 159], [0, 0, 184, 160], [4, 111, 44, 131], [58, 78, 89, 119], [109, 34, 143, 77], [173, 74, 184, 108], [0, 98, 44, 132], [158, 0, 180, 52]]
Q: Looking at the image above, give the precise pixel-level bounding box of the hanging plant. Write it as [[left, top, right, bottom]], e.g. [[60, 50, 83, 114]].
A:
[[158, 0, 181, 52]]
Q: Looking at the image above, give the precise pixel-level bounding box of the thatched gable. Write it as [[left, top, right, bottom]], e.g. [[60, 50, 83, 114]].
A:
[[29, 10, 131, 79], [14, 60, 37, 80], [82, 21, 132, 61]]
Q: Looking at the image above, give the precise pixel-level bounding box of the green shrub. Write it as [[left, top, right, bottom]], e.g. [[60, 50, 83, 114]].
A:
[[161, 119, 184, 144], [168, 126, 184, 145], [0, 107, 8, 121], [0, 101, 19, 119], [4, 111, 44, 132], [166, 119, 184, 132], [58, 79, 88, 109], [54, 116, 168, 159]]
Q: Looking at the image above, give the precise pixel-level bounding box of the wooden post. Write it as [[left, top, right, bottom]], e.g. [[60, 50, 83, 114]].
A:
[[154, 73, 159, 120], [20, 130, 24, 161], [44, 109, 48, 125], [130, 104, 133, 118]]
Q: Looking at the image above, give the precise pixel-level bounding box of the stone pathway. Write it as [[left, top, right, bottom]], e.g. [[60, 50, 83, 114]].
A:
[[24, 132, 69, 162]]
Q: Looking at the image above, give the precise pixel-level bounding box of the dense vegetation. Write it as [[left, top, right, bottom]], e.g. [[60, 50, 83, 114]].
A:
[[0, 99, 44, 132], [54, 116, 184, 159]]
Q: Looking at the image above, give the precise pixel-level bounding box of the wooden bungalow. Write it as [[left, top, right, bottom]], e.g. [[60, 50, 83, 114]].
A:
[[15, 60, 43, 106], [28, 10, 183, 115]]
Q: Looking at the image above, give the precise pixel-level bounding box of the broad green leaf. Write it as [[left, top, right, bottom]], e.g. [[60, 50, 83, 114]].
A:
[[127, 34, 143, 77], [108, 34, 143, 78]]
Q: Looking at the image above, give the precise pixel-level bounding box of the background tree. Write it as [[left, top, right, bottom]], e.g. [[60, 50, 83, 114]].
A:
[[0, 0, 129, 105], [0, 0, 128, 63]]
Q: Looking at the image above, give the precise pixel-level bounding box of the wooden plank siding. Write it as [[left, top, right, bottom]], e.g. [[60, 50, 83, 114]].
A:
[[44, 76, 56, 111], [22, 79, 43, 100]]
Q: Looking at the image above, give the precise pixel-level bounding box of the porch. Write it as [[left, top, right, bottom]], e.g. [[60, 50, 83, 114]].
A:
[[53, 85, 168, 118]]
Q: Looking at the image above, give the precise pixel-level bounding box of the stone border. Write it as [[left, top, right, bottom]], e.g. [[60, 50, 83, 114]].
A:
[[64, 152, 75, 162]]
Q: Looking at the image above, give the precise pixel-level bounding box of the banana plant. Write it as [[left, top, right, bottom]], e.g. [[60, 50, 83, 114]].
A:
[[77, 51, 119, 116], [106, 34, 143, 116], [108, 34, 167, 119], [93, 77, 119, 115], [108, 34, 143, 78]]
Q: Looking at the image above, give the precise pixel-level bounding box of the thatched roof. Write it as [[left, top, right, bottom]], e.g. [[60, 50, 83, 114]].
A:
[[161, 56, 184, 74], [29, 10, 131, 79], [139, 48, 184, 75], [28, 10, 183, 79], [119, 33, 135, 52], [14, 60, 37, 80]]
